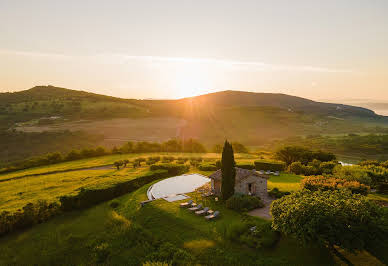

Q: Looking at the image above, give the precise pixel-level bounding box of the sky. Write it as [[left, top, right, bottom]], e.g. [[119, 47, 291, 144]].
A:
[[0, 0, 387, 101]]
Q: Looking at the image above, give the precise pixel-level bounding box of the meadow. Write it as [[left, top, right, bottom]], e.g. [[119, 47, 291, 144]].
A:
[[1, 151, 387, 265], [0, 181, 336, 265]]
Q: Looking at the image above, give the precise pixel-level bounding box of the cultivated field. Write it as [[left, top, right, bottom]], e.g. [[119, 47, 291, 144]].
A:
[[16, 117, 188, 146]]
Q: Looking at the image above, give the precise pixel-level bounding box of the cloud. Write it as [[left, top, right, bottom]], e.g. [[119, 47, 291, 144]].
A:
[[110, 55, 354, 73], [0, 49, 353, 73]]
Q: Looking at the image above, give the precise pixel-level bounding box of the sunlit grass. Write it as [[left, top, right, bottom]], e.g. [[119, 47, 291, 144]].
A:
[[267, 173, 303, 192]]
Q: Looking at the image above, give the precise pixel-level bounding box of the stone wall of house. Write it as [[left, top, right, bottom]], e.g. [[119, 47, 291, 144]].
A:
[[234, 175, 267, 199], [212, 179, 222, 195]]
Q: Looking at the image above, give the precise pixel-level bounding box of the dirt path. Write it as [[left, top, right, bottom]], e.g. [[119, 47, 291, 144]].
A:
[[0, 164, 114, 183], [247, 195, 274, 220]]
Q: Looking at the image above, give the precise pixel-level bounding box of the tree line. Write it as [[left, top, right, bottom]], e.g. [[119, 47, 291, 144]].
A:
[[0, 138, 207, 174]]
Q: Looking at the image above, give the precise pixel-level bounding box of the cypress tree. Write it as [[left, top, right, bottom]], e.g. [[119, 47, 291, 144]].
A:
[[221, 140, 236, 200]]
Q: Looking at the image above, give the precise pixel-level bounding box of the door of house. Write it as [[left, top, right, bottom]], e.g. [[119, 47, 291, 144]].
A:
[[248, 183, 256, 195]]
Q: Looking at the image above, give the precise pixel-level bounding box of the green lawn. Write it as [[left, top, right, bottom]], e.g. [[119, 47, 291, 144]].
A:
[[267, 173, 303, 192], [0, 181, 335, 265], [367, 193, 388, 203]]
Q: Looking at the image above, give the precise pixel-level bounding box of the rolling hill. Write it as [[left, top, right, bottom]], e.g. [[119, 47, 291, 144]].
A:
[[1, 86, 388, 164]]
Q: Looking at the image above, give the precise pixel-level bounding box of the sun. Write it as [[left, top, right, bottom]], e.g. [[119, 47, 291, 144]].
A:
[[171, 63, 215, 99]]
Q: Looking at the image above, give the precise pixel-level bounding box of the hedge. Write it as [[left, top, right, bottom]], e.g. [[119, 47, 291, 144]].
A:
[[0, 200, 60, 237], [60, 170, 170, 211], [236, 163, 255, 170], [254, 161, 285, 171], [150, 163, 190, 176], [198, 163, 218, 171]]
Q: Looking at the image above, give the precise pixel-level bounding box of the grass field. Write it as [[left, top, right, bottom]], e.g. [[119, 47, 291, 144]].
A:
[[0, 152, 261, 212], [0, 181, 336, 265], [0, 167, 148, 212]]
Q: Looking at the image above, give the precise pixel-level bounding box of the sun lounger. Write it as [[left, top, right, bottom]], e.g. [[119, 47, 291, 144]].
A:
[[195, 207, 209, 216], [188, 204, 202, 212], [205, 211, 219, 220], [179, 200, 193, 208]]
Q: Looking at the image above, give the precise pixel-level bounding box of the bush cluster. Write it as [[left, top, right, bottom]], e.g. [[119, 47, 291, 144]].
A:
[[275, 146, 336, 166], [146, 156, 161, 165], [271, 190, 387, 252], [288, 160, 337, 176], [301, 176, 370, 195], [198, 163, 218, 171], [254, 160, 285, 171], [189, 157, 203, 167], [226, 222, 280, 249], [268, 188, 290, 199], [225, 194, 264, 212]]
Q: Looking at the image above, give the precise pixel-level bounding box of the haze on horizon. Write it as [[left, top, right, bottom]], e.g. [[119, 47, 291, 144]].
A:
[[0, 0, 387, 101]]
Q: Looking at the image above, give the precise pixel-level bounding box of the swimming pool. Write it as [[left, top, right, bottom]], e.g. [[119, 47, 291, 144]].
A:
[[147, 173, 210, 201]]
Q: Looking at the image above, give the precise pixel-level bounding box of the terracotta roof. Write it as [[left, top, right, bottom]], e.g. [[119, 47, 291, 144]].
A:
[[209, 167, 269, 181]]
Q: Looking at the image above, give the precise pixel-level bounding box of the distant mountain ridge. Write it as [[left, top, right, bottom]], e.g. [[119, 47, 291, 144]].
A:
[[0, 86, 380, 119], [180, 90, 376, 118]]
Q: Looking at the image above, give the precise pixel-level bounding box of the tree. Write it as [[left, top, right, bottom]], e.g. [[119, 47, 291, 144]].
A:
[[231, 142, 249, 153], [123, 159, 129, 167], [113, 161, 123, 170], [271, 190, 387, 254], [212, 144, 223, 153], [275, 146, 336, 166], [221, 140, 236, 200]]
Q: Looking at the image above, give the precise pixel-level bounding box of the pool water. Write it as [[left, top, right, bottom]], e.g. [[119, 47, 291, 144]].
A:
[[148, 173, 210, 200]]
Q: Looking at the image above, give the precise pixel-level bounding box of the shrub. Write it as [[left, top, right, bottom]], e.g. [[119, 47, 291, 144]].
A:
[[319, 161, 337, 174], [333, 165, 372, 185], [226, 194, 264, 212], [150, 164, 189, 176], [235, 163, 255, 170], [239, 222, 280, 249], [268, 188, 290, 199], [226, 222, 249, 241], [254, 160, 285, 171], [198, 163, 218, 171], [288, 162, 304, 175], [301, 176, 370, 195], [226, 221, 280, 249]]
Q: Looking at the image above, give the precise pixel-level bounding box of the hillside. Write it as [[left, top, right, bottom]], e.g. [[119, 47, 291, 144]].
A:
[[1, 86, 388, 164]]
